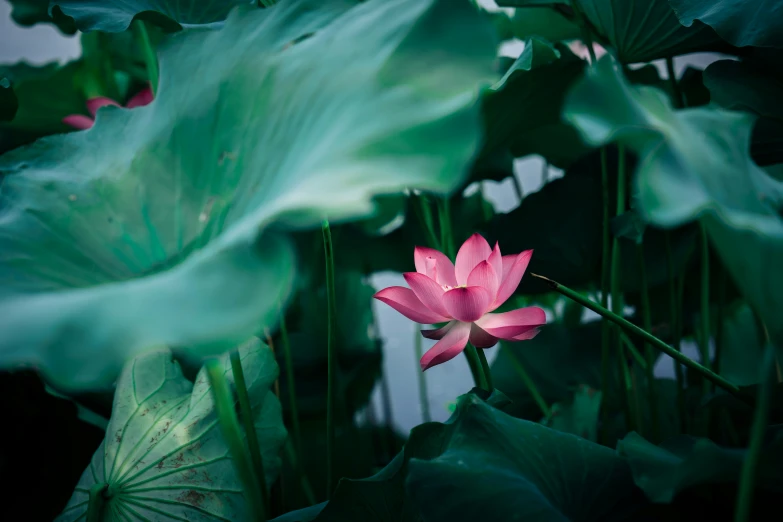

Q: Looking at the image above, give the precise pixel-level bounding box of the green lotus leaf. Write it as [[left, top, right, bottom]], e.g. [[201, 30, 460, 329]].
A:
[[618, 431, 783, 503], [704, 58, 783, 165], [7, 0, 77, 34], [668, 0, 783, 49], [51, 0, 255, 32], [564, 56, 783, 349], [56, 339, 286, 521], [0, 0, 497, 390], [483, 37, 589, 169], [498, 0, 728, 62], [544, 384, 602, 441], [406, 394, 645, 522]]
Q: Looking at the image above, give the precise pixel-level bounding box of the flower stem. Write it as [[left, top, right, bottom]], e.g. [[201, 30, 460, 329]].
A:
[[734, 343, 777, 522], [206, 359, 266, 521], [699, 223, 712, 397], [417, 194, 442, 252], [599, 146, 612, 444], [278, 306, 302, 460], [464, 344, 489, 391], [504, 345, 550, 418], [229, 349, 269, 510], [86, 483, 109, 522], [666, 57, 684, 109], [321, 219, 337, 499], [665, 232, 687, 433], [637, 244, 661, 441], [414, 327, 432, 423], [619, 331, 648, 371], [475, 346, 494, 392], [529, 273, 743, 398], [132, 20, 158, 96]]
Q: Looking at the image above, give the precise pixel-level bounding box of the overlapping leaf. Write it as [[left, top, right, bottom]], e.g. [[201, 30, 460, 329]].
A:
[[669, 0, 783, 49], [565, 56, 783, 349], [7, 0, 77, 34], [57, 339, 286, 521], [499, 0, 729, 62], [51, 0, 255, 32], [0, 0, 497, 390]]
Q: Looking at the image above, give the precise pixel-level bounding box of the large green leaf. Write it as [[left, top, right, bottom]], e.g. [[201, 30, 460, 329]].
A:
[[704, 57, 783, 165], [668, 0, 783, 49], [499, 0, 729, 62], [51, 0, 255, 32], [618, 431, 783, 503], [483, 37, 589, 169], [57, 340, 286, 521], [7, 0, 77, 34], [719, 301, 766, 386], [564, 56, 783, 349], [406, 394, 644, 522], [0, 0, 497, 390]]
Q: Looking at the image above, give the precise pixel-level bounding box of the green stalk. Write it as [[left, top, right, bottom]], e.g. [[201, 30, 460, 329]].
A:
[[418, 195, 442, 252], [611, 146, 634, 430], [414, 327, 432, 423], [284, 439, 316, 505], [322, 220, 338, 499], [229, 349, 269, 509], [86, 483, 109, 522], [637, 245, 661, 441], [278, 307, 302, 458], [715, 263, 727, 376], [599, 147, 612, 443], [504, 346, 550, 417], [699, 223, 712, 396], [206, 360, 266, 521], [132, 20, 159, 96], [665, 233, 687, 433], [529, 273, 742, 398], [512, 174, 524, 204], [666, 57, 684, 109], [436, 198, 455, 260], [620, 332, 648, 371], [463, 344, 489, 391], [475, 346, 494, 392], [734, 344, 777, 522]]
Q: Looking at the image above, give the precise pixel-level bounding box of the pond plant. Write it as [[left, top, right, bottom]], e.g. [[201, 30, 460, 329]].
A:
[[1, 0, 782, 521]]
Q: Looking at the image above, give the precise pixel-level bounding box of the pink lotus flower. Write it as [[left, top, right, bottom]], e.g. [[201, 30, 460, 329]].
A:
[[62, 87, 154, 130], [374, 233, 546, 371]]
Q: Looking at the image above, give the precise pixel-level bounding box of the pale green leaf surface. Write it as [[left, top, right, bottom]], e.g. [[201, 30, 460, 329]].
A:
[[51, 0, 255, 32], [0, 0, 497, 390], [56, 339, 286, 521], [564, 56, 783, 347], [669, 0, 783, 49]]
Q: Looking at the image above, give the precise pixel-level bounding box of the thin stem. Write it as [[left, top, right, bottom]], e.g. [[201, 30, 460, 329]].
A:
[[206, 360, 266, 521], [541, 160, 549, 185], [599, 147, 611, 444], [322, 220, 338, 499], [278, 306, 302, 459], [665, 232, 687, 433], [86, 483, 109, 522], [529, 273, 743, 398], [437, 198, 455, 259], [418, 195, 442, 252], [230, 349, 269, 510], [132, 20, 159, 96], [637, 244, 661, 441], [699, 223, 712, 396], [476, 347, 494, 392], [715, 264, 727, 376], [504, 345, 550, 417], [665, 56, 684, 109], [512, 173, 524, 204], [734, 344, 777, 522], [611, 146, 632, 430], [284, 439, 316, 506], [620, 332, 648, 371], [414, 327, 432, 423], [464, 344, 489, 391]]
